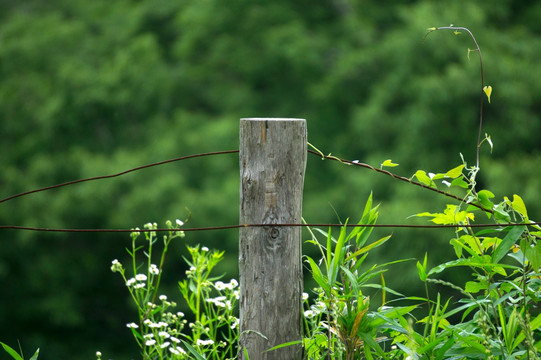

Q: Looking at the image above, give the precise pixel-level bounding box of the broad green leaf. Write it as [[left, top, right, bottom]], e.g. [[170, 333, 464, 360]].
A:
[[522, 237, 541, 271], [511, 194, 529, 220], [493, 202, 511, 222], [413, 170, 437, 188], [416, 205, 474, 225], [445, 165, 464, 178], [451, 176, 469, 189], [381, 159, 399, 167], [459, 235, 483, 256], [465, 280, 487, 293], [492, 226, 525, 264], [477, 190, 495, 209]]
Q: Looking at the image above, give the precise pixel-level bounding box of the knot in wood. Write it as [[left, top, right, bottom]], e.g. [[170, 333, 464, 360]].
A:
[[270, 227, 280, 239]]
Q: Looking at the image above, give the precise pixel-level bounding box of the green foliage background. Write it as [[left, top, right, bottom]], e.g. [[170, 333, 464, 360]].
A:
[[1, 1, 540, 358]]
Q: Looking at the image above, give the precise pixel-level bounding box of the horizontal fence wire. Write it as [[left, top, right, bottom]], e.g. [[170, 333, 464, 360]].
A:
[[0, 147, 536, 234], [0, 150, 239, 204], [0, 222, 539, 234]]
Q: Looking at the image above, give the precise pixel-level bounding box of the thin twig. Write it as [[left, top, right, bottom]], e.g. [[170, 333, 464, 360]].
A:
[[425, 26, 485, 169]]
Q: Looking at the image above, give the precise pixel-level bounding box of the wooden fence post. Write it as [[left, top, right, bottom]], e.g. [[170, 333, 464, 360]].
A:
[[239, 118, 307, 360]]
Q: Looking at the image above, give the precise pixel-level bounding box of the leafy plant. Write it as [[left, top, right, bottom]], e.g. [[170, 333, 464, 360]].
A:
[[0, 341, 39, 360], [303, 193, 410, 359], [108, 220, 239, 359]]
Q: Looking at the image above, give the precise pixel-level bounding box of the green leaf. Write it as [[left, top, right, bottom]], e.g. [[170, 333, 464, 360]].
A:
[[345, 235, 391, 262], [340, 266, 360, 296], [477, 190, 495, 209], [427, 257, 495, 276], [435, 335, 455, 360], [492, 226, 525, 264], [511, 194, 529, 220], [445, 165, 464, 178], [305, 256, 330, 293], [264, 340, 302, 352], [331, 224, 349, 285], [413, 170, 437, 188], [483, 85, 492, 103], [29, 349, 39, 360], [416, 205, 474, 225], [465, 280, 487, 293], [416, 253, 427, 282], [370, 305, 418, 327], [522, 237, 541, 271], [181, 340, 207, 360], [381, 159, 399, 168], [450, 176, 469, 189], [0, 342, 24, 360]]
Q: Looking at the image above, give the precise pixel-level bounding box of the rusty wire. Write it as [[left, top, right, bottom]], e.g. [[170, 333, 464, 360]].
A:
[[0, 147, 533, 234]]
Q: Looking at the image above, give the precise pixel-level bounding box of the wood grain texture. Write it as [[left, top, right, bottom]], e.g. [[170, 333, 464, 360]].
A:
[[239, 118, 307, 360]]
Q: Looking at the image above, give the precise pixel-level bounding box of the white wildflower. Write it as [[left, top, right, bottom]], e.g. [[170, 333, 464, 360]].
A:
[[135, 274, 147, 281], [171, 336, 181, 343], [196, 339, 214, 346], [126, 322, 139, 329], [149, 264, 159, 275], [110, 259, 123, 273], [170, 346, 186, 355], [228, 279, 238, 289], [145, 339, 156, 346], [215, 281, 226, 290]]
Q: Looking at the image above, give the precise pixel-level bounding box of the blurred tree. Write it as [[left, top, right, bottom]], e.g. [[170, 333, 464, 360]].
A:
[[1, 0, 540, 358]]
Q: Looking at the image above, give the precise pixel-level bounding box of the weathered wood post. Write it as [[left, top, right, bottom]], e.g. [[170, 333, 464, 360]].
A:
[[239, 118, 307, 360]]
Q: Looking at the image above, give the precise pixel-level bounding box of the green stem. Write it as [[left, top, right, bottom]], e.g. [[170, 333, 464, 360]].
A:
[[426, 26, 485, 170]]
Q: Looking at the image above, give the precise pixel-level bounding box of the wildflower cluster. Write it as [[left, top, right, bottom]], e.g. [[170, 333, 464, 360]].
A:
[[106, 220, 239, 359], [107, 220, 190, 358], [179, 245, 239, 359]]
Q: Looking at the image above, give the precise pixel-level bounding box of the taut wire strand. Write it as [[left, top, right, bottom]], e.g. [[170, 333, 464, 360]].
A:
[[0, 150, 239, 204], [0, 222, 538, 234]]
